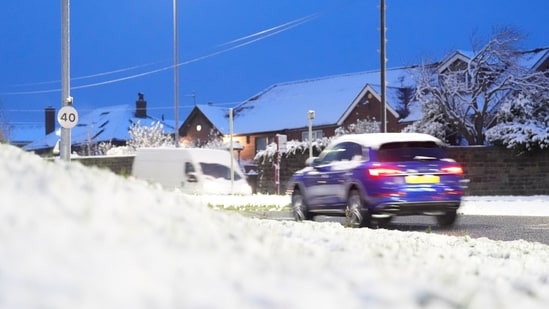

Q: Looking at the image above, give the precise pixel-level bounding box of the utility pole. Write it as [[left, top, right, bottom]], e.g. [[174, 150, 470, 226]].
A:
[[173, 0, 180, 147], [380, 0, 387, 133]]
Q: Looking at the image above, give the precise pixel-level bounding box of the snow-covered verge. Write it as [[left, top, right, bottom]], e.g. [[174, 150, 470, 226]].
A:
[[1, 144, 549, 309], [194, 193, 549, 217]]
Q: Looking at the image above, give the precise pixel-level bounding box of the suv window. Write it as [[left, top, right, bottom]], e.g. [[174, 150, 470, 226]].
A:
[[317, 142, 364, 165], [377, 141, 447, 162]]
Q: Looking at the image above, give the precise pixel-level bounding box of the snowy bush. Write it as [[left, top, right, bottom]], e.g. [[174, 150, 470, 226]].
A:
[[486, 93, 549, 152], [254, 118, 379, 162], [127, 121, 175, 151]]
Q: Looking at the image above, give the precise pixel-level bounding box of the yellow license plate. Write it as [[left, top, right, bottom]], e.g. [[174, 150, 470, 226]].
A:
[[405, 175, 440, 184]]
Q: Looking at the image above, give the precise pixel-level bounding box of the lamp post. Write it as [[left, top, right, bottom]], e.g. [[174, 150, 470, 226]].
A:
[[307, 110, 315, 158]]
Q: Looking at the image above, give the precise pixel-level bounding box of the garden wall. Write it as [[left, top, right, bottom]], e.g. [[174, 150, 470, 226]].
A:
[[72, 155, 135, 176], [255, 146, 549, 196]]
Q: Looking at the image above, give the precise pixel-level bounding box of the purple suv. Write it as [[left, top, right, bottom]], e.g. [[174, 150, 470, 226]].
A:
[[287, 133, 467, 228]]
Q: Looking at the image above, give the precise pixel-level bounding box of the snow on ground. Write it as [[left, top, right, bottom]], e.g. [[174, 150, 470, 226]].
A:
[[1, 144, 549, 309]]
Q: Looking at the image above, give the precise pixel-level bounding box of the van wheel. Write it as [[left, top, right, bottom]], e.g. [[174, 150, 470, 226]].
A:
[[346, 190, 370, 228], [292, 189, 312, 221]]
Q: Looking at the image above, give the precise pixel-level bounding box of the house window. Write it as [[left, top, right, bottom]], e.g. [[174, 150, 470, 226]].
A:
[[301, 130, 323, 141], [255, 136, 274, 153]]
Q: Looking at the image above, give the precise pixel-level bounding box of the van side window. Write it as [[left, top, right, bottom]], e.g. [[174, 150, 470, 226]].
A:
[[185, 162, 195, 175]]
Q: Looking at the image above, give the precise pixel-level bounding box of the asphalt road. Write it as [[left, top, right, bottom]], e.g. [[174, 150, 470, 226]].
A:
[[251, 211, 549, 246], [384, 215, 549, 245]]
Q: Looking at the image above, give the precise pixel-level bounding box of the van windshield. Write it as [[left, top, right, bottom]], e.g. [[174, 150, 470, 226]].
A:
[[199, 162, 242, 181]]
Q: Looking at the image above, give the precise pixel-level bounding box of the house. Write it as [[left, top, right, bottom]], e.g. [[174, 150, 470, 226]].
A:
[[180, 65, 423, 161], [24, 93, 175, 155]]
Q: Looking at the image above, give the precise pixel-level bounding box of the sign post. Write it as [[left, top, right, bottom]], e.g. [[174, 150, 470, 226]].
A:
[[275, 134, 287, 195], [60, 0, 72, 160], [307, 110, 315, 159]]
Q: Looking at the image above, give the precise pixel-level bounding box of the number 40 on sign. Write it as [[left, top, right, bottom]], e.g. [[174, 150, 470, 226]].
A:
[[57, 106, 79, 129]]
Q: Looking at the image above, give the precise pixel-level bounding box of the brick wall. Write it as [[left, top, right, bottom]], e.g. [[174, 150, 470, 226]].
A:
[[256, 146, 549, 196], [446, 147, 549, 195]]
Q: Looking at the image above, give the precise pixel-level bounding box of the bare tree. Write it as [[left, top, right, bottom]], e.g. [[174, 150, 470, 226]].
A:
[[413, 27, 549, 145]]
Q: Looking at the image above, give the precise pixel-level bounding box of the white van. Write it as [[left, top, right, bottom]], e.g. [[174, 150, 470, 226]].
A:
[[132, 147, 252, 195]]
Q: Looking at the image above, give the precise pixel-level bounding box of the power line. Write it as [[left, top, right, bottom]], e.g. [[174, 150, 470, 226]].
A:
[[0, 7, 334, 97]]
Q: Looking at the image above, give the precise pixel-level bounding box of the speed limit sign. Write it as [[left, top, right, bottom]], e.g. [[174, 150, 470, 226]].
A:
[[57, 106, 79, 129]]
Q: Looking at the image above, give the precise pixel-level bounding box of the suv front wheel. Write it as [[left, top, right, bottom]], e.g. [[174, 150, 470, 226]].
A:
[[346, 190, 370, 228], [292, 189, 313, 221]]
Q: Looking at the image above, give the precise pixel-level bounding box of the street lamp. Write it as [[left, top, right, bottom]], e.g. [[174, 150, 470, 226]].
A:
[[308, 110, 315, 158]]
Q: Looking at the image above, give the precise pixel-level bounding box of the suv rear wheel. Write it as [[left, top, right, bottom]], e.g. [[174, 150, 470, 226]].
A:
[[346, 190, 370, 228], [436, 210, 457, 227], [292, 189, 312, 221]]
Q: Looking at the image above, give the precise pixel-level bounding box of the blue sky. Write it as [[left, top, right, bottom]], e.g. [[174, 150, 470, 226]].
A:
[[1, 0, 548, 127]]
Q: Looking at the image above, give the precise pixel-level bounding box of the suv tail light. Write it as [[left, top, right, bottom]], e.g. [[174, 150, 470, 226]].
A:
[[368, 167, 402, 177], [441, 165, 464, 175]]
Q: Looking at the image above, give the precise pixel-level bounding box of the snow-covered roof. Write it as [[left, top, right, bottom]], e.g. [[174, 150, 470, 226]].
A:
[[24, 104, 175, 151], [5, 123, 45, 146], [517, 47, 549, 71], [437, 50, 473, 73], [229, 67, 420, 135], [196, 104, 231, 133], [331, 132, 444, 149]]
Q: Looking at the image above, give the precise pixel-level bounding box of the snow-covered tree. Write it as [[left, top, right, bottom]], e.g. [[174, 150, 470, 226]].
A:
[[402, 99, 457, 143], [127, 121, 174, 150], [394, 76, 414, 119], [486, 92, 549, 152], [413, 27, 549, 145], [335, 117, 381, 136]]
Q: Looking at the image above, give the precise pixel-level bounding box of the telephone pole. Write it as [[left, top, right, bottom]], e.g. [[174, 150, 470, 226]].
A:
[[380, 0, 387, 133]]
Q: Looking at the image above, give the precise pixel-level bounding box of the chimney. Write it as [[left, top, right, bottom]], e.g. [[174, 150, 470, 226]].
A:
[[135, 92, 147, 118], [45, 106, 55, 135]]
